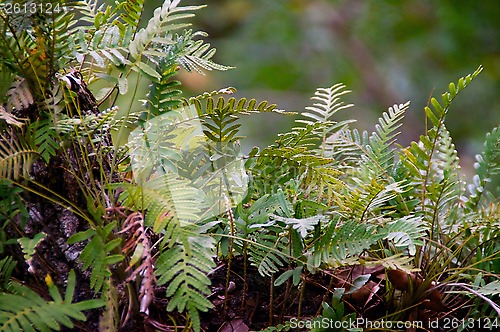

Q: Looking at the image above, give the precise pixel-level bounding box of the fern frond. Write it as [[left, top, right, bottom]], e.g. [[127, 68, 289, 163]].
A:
[[402, 126, 462, 225], [248, 231, 289, 277], [118, 212, 155, 314], [156, 230, 215, 332], [118, 0, 145, 28], [271, 214, 326, 238], [177, 30, 233, 74], [76, 24, 131, 69], [0, 105, 26, 128], [424, 66, 482, 133], [76, 0, 107, 24], [0, 257, 16, 291], [67, 222, 124, 292], [364, 102, 408, 177], [0, 270, 103, 331], [300, 84, 353, 124], [143, 60, 182, 118], [98, 278, 119, 332], [400, 68, 482, 227], [364, 253, 418, 273], [0, 129, 38, 179], [323, 128, 368, 171], [381, 215, 426, 256], [309, 218, 383, 269], [466, 126, 500, 209], [32, 118, 59, 162], [42, 1, 81, 74], [477, 280, 500, 297], [117, 175, 204, 231], [340, 178, 400, 221], [298, 83, 354, 152], [128, 2, 206, 77]]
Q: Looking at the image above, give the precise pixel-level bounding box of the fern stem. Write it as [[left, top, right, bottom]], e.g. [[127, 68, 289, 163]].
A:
[[317, 274, 335, 316], [269, 274, 274, 326], [241, 241, 248, 311], [223, 196, 235, 320], [297, 281, 306, 320]]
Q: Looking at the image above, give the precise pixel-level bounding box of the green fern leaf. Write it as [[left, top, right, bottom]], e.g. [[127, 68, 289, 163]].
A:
[[248, 231, 289, 276], [298, 83, 354, 151], [466, 126, 500, 209], [33, 119, 59, 162], [0, 130, 38, 179], [67, 222, 124, 292], [0, 257, 16, 291], [0, 271, 104, 331], [381, 215, 426, 256], [271, 214, 325, 238], [156, 230, 215, 332], [118, 0, 145, 28]]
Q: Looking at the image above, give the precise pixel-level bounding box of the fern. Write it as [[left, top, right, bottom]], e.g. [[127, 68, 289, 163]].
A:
[[226, 192, 294, 277], [117, 174, 204, 231], [176, 30, 233, 74], [298, 83, 354, 154], [40, 0, 81, 75], [118, 0, 146, 29], [32, 118, 59, 162], [381, 215, 426, 256], [270, 214, 325, 239], [0, 257, 16, 290], [0, 128, 38, 180], [0, 270, 104, 331], [126, 1, 228, 81], [306, 212, 425, 271], [143, 58, 182, 118], [248, 231, 290, 277], [98, 278, 119, 332], [466, 126, 500, 209], [362, 102, 408, 179], [309, 218, 383, 268], [67, 222, 124, 292], [402, 67, 483, 221], [156, 228, 215, 332]]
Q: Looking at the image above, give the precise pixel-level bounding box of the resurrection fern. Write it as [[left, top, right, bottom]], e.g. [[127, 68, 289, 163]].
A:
[[156, 229, 215, 332], [298, 83, 354, 152], [32, 118, 60, 163], [118, 0, 146, 28], [362, 102, 408, 180], [67, 222, 124, 293], [307, 215, 424, 271], [144, 59, 182, 118], [0, 0, 498, 330], [308, 218, 383, 268], [0, 269, 103, 331], [255, 123, 343, 203], [381, 215, 426, 256], [176, 30, 234, 74], [466, 126, 500, 209], [117, 175, 204, 230], [402, 67, 483, 220], [40, 0, 80, 75], [0, 129, 38, 180], [248, 230, 290, 277], [98, 278, 119, 332], [114, 175, 214, 329]]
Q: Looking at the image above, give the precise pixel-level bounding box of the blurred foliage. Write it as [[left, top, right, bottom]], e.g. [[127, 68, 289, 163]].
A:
[[175, 0, 499, 156]]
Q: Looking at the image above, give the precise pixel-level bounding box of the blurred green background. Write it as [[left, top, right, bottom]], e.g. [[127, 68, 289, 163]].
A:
[[124, 0, 500, 169]]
